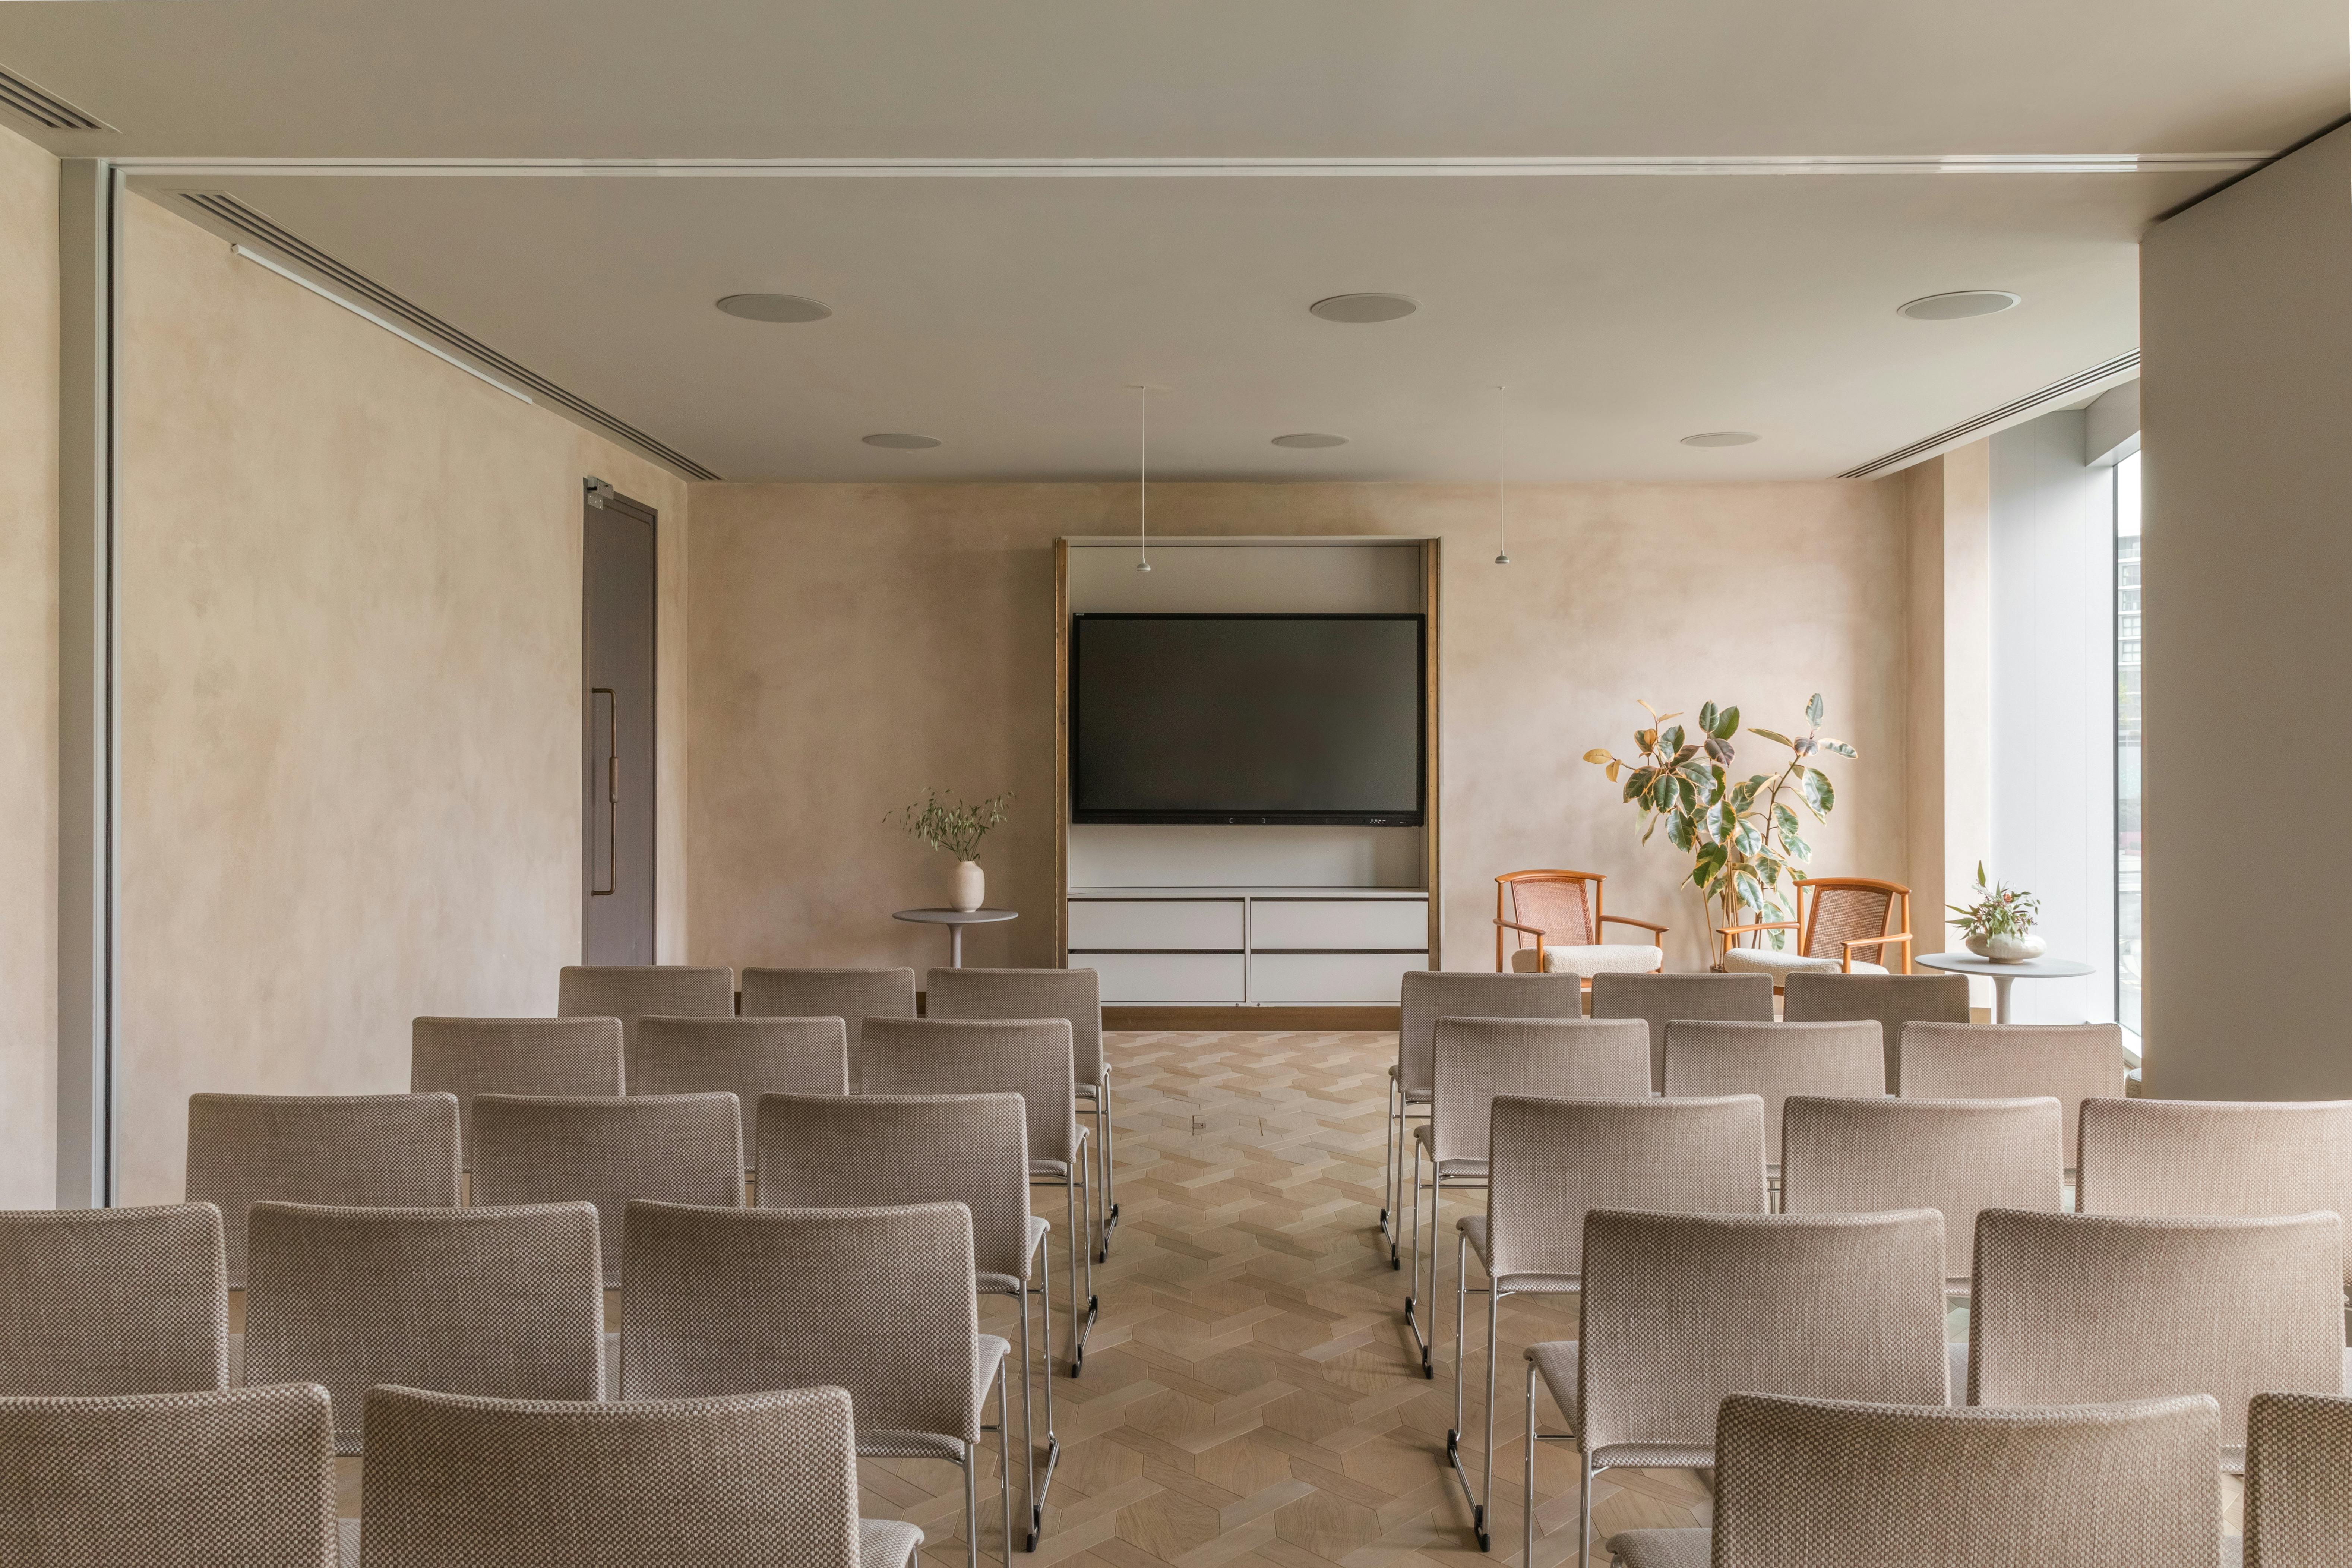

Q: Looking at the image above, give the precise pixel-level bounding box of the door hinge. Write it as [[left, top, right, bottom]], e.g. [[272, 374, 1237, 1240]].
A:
[[585, 476, 616, 509]]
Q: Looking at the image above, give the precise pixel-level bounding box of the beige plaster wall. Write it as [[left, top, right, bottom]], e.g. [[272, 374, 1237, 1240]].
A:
[[1903, 443, 1994, 1004], [687, 480, 1912, 979], [0, 126, 59, 1206], [113, 195, 690, 1204]]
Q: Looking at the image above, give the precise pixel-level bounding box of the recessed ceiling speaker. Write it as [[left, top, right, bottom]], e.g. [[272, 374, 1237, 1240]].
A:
[[862, 433, 941, 449], [1271, 433, 1349, 448], [1681, 431, 1761, 448], [1897, 290, 2021, 321], [716, 293, 833, 323], [1308, 293, 1417, 324]]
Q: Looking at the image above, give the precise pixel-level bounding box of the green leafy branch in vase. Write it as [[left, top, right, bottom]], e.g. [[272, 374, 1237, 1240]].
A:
[[888, 788, 1013, 863]]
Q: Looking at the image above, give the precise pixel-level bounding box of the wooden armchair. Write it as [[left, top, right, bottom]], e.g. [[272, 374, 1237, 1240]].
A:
[[1715, 875, 1913, 988], [1492, 870, 1668, 984]]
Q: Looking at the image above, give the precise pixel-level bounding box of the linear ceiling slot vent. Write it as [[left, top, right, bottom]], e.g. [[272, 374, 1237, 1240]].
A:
[[178, 192, 720, 481], [1840, 351, 2140, 478], [0, 64, 112, 132]]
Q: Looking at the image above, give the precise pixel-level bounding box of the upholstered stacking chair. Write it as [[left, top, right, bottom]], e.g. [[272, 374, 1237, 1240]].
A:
[[470, 1093, 743, 1287], [621, 1201, 1011, 1568], [1966, 1208, 2347, 1469], [0, 1204, 227, 1396], [1525, 1208, 1948, 1567], [1589, 970, 1775, 1093], [859, 1015, 1097, 1373], [410, 1015, 624, 1170], [759, 1091, 1059, 1550], [1662, 1018, 1883, 1175], [1458, 1095, 1767, 1549], [629, 1014, 849, 1183], [0, 1383, 338, 1568], [1900, 1021, 2128, 1170], [927, 967, 1116, 1263], [739, 965, 918, 1071], [1606, 1392, 2222, 1568], [242, 1201, 603, 1454], [2244, 1391, 2352, 1568], [356, 1383, 923, 1568], [1781, 1095, 2064, 1287], [1406, 1018, 1649, 1384], [1388, 971, 1586, 1270], [1492, 869, 1668, 978], [1717, 875, 1915, 984], [186, 1092, 461, 1289], [557, 964, 735, 1050], [1780, 971, 1970, 1091]]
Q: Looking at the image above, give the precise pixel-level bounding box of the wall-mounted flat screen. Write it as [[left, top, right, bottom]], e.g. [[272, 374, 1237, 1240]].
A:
[[1070, 613, 1425, 825]]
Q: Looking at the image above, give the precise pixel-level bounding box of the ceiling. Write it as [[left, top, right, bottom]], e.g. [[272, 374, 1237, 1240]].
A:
[[6, 1, 2346, 482]]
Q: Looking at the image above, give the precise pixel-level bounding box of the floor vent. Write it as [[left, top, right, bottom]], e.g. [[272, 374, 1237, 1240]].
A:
[[180, 191, 721, 481], [1839, 351, 2140, 479], [0, 64, 112, 132]]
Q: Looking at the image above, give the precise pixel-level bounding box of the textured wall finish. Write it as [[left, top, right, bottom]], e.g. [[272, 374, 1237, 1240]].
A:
[[113, 196, 690, 1205], [0, 124, 59, 1206], [687, 480, 1910, 979], [1904, 445, 1994, 1006]]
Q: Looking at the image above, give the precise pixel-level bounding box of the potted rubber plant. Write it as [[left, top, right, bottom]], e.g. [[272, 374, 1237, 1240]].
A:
[[891, 788, 1013, 911]]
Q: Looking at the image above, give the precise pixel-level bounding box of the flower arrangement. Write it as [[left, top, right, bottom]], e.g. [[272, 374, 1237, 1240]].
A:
[[1948, 862, 2040, 941]]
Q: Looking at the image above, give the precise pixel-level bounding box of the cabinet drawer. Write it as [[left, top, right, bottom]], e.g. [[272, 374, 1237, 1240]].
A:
[[1249, 951, 1426, 1003], [1080, 951, 1246, 1003], [1068, 899, 1245, 951], [1249, 898, 1429, 951]]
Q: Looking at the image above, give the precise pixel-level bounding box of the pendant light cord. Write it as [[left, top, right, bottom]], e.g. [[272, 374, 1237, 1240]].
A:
[[1494, 384, 1512, 566], [1135, 384, 1153, 573]]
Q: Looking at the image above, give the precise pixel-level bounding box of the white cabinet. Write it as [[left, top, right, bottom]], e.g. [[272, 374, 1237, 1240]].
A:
[[1071, 891, 1428, 1005], [1250, 898, 1428, 951], [1067, 899, 1244, 951], [1081, 952, 1246, 1003], [1250, 951, 1428, 1003]]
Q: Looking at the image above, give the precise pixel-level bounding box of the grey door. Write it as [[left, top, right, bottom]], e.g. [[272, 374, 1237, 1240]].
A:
[[583, 482, 657, 964]]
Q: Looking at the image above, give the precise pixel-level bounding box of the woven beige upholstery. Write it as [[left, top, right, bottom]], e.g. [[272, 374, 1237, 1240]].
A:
[[242, 1202, 602, 1454], [0, 1204, 227, 1396], [860, 1017, 1080, 1175], [1968, 1208, 2346, 1467], [1428, 1018, 1650, 1170], [410, 1016, 623, 1169], [630, 1015, 848, 1170], [0, 1383, 336, 1567], [1506, 943, 1663, 977], [2078, 1097, 2352, 1283], [1590, 971, 1775, 1093], [1780, 972, 1969, 1091], [557, 964, 734, 1049], [738, 966, 917, 1063], [1718, 946, 1887, 979], [1400, 971, 1589, 1102], [186, 1093, 460, 1287], [1781, 1096, 2063, 1282], [1900, 1022, 2127, 1166], [471, 1094, 743, 1287], [1663, 1019, 1884, 1165], [927, 967, 1103, 1091], [358, 1382, 919, 1568], [2245, 1391, 2352, 1568], [1608, 1391, 2222, 1568]]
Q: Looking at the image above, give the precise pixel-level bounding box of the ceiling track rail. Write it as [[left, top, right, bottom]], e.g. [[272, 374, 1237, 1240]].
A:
[[0, 62, 112, 132], [1839, 351, 2141, 479], [178, 192, 720, 481]]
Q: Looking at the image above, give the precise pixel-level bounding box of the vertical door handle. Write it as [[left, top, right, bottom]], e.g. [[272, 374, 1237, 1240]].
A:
[[609, 756, 620, 803]]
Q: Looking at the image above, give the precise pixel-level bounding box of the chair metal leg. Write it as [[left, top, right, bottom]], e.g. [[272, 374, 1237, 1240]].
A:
[[1422, 1167, 1442, 1378], [1523, 1360, 1537, 1568], [1444, 1230, 1491, 1549], [1027, 1232, 1059, 1548], [1579, 1452, 1595, 1568], [1381, 1074, 1398, 1238], [965, 1447, 979, 1568], [1482, 1275, 1501, 1552], [1063, 1171, 1082, 1376], [1093, 1102, 1111, 1264], [1101, 1074, 1118, 1244], [1079, 1139, 1097, 1344], [1404, 1138, 1423, 1326], [998, 1363, 1013, 1568]]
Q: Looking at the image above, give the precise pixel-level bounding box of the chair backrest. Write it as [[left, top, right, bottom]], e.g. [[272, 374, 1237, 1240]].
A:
[[2245, 1392, 2352, 1568], [358, 1383, 863, 1568], [926, 966, 1105, 1090], [629, 1016, 848, 1170], [1428, 1018, 1648, 1166], [1496, 870, 1599, 957], [0, 1384, 337, 1568], [1590, 971, 1776, 1092], [1899, 1021, 2127, 1167], [1796, 877, 1902, 960], [621, 1201, 980, 1446], [757, 1092, 1032, 1286], [1969, 1208, 2345, 1460], [1781, 1096, 2064, 1282], [2077, 1097, 2352, 1284], [1663, 1019, 1884, 1164], [1398, 970, 1587, 1098], [1484, 1094, 1766, 1284], [556, 965, 735, 1049], [858, 1015, 1079, 1167], [1577, 1209, 1948, 1458], [1781, 972, 1970, 1091], [0, 1204, 227, 1396], [471, 1094, 743, 1287], [186, 1093, 461, 1287], [737, 967, 917, 1063], [410, 1016, 624, 1169], [242, 1202, 602, 1454], [1707, 1392, 2221, 1568]]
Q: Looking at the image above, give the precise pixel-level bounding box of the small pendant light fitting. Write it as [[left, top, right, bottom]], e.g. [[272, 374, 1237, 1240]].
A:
[[1493, 385, 1512, 566], [1131, 383, 1153, 573]]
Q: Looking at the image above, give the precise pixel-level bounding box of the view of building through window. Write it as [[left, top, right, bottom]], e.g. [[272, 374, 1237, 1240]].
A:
[[2115, 451, 2142, 1041]]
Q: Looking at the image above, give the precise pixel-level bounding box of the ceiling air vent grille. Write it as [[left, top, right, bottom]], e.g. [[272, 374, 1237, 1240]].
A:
[[179, 191, 720, 481], [0, 64, 112, 132], [1840, 351, 2140, 478]]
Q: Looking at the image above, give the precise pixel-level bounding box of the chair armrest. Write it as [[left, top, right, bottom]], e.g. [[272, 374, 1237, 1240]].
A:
[[1599, 915, 1669, 936], [1715, 921, 1799, 938], [1840, 933, 1912, 952], [1494, 919, 1546, 937]]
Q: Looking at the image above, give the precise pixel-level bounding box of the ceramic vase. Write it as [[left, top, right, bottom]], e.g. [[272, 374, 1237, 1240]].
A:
[[1965, 931, 2046, 963], [950, 860, 984, 913]]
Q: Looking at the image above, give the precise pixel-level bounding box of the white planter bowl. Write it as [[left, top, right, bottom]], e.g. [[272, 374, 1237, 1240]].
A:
[[1965, 932, 2047, 963]]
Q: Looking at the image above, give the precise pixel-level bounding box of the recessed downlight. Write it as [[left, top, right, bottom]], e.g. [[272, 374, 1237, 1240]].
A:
[[1308, 292, 1417, 324], [1898, 290, 2021, 321], [1271, 433, 1349, 449], [861, 432, 941, 449], [716, 293, 833, 323], [1681, 431, 1761, 448]]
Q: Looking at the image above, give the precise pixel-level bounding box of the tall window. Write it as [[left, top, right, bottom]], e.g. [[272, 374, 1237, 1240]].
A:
[[2115, 452, 2142, 1041]]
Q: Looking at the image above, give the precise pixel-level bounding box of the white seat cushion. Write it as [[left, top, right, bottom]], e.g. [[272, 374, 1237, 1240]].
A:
[[1507, 944, 1662, 977], [1719, 947, 1887, 978]]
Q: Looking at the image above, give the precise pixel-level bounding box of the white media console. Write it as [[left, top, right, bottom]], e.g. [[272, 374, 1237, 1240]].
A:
[[1068, 886, 1431, 1004]]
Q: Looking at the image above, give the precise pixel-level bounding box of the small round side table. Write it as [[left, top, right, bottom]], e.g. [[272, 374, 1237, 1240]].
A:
[[1914, 951, 2096, 1024], [892, 907, 1018, 969]]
